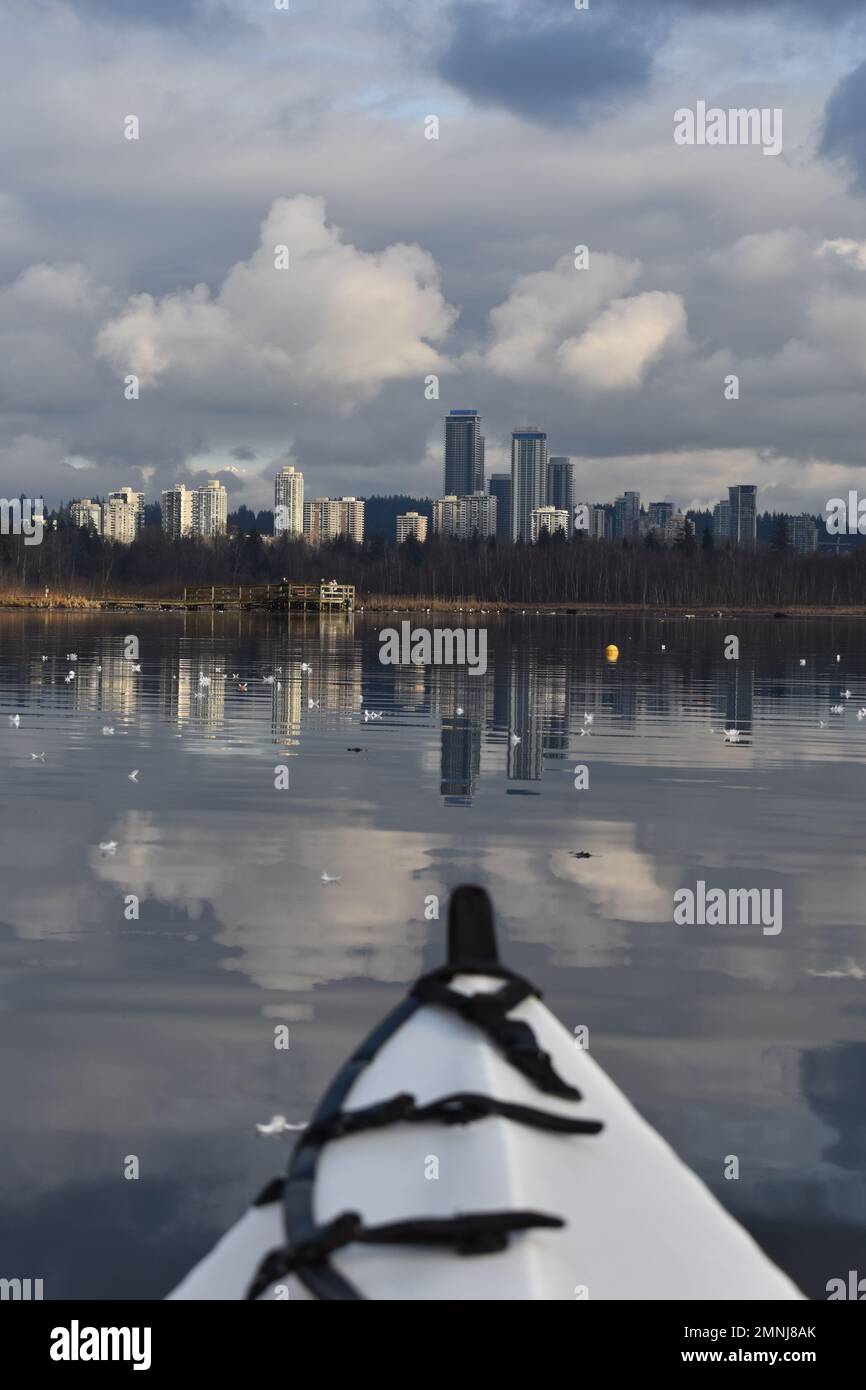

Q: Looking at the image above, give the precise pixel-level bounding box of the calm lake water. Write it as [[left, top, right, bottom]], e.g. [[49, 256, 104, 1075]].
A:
[[1, 609, 865, 1300]]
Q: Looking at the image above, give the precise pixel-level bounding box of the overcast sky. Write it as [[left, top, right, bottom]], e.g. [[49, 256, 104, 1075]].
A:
[[4, 0, 866, 513]]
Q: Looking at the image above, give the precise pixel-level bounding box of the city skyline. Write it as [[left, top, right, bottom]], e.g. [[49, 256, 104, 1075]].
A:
[[4, 4, 866, 518], [55, 399, 843, 547], [64, 447, 826, 553]]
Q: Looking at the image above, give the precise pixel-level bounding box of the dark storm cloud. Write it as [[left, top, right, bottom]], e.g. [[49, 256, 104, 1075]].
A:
[[435, 0, 865, 129], [230, 445, 258, 461], [820, 59, 866, 189], [436, 3, 655, 127]]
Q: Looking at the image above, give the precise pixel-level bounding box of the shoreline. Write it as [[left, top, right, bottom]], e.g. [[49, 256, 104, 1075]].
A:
[[3, 594, 866, 618]]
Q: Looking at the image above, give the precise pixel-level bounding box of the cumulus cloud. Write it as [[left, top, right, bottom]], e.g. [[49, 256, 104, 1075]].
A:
[[706, 230, 811, 284], [0, 263, 113, 411], [3, 0, 866, 508], [94, 196, 456, 409], [817, 237, 866, 270], [557, 292, 687, 390], [470, 253, 687, 392]]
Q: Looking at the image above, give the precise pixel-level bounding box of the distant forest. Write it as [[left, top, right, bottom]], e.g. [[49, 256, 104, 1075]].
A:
[[3, 505, 866, 607]]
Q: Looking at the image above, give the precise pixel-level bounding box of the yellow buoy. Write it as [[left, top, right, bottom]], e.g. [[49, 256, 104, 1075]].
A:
[[605, 644, 619, 662]]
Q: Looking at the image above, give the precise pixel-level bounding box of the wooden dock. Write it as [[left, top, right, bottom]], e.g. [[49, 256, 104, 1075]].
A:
[[102, 581, 355, 613]]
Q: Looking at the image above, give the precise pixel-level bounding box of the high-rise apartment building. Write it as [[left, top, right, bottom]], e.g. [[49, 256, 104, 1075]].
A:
[[511, 427, 547, 542], [108, 487, 144, 535], [303, 496, 365, 545], [444, 410, 484, 496], [161, 485, 193, 539], [102, 494, 137, 544], [488, 473, 512, 538], [303, 498, 340, 545], [728, 485, 757, 547], [589, 505, 607, 539], [433, 496, 462, 539], [70, 499, 102, 534], [433, 494, 497, 540], [713, 499, 730, 540], [613, 491, 640, 540], [547, 457, 574, 535], [647, 501, 673, 530], [396, 511, 428, 544], [531, 506, 569, 542], [274, 465, 304, 537], [788, 514, 818, 553], [192, 480, 228, 538], [337, 497, 364, 544], [458, 492, 497, 540]]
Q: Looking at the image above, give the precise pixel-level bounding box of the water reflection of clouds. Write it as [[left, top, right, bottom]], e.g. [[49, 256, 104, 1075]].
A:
[[3, 612, 866, 1298], [87, 809, 434, 994]]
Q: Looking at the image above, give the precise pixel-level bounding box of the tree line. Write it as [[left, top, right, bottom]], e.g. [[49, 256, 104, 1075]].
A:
[[2, 513, 866, 607]]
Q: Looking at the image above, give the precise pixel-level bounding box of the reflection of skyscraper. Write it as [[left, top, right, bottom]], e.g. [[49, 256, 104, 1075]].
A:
[[444, 409, 484, 495], [511, 427, 547, 542], [508, 656, 543, 780], [163, 656, 194, 724], [728, 485, 757, 548], [724, 662, 754, 735], [440, 717, 481, 802], [272, 670, 303, 745]]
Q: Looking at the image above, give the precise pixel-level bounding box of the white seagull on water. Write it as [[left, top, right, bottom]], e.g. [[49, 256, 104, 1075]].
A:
[[321, 872, 342, 884], [256, 1115, 308, 1136]]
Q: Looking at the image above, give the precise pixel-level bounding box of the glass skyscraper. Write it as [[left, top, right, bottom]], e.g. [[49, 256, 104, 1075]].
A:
[[728, 485, 757, 547], [547, 456, 574, 536], [488, 472, 512, 538], [444, 409, 484, 496], [511, 427, 547, 542]]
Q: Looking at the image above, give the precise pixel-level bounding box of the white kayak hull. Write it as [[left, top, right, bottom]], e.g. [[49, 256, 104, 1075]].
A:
[[170, 888, 803, 1301]]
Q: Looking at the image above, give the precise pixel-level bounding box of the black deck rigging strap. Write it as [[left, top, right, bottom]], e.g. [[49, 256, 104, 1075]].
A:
[[246, 1209, 564, 1300], [305, 1090, 604, 1142], [410, 971, 581, 1100], [274, 923, 594, 1299]]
